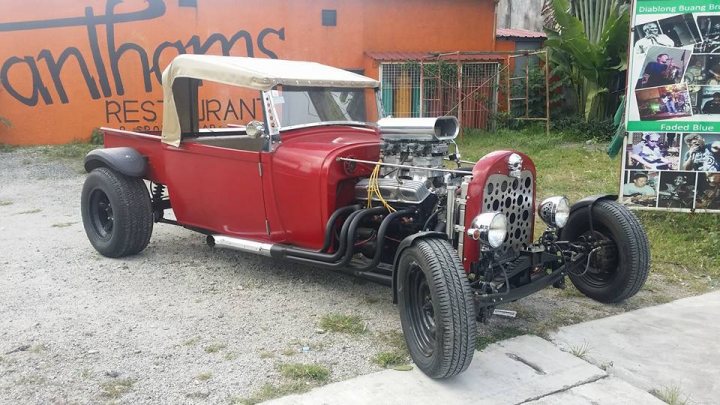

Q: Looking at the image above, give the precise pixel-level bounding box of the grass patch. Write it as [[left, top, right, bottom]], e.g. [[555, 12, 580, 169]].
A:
[[37, 141, 99, 160], [569, 342, 590, 359], [373, 351, 408, 368], [0, 200, 12, 206], [319, 313, 366, 334], [231, 382, 310, 405], [636, 212, 720, 291], [476, 326, 526, 351], [195, 372, 212, 381], [100, 378, 135, 399], [15, 208, 41, 215], [650, 386, 688, 405], [278, 363, 330, 382], [204, 343, 226, 353], [0, 143, 17, 153]]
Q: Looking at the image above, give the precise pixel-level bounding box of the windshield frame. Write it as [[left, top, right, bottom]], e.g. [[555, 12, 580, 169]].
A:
[[263, 86, 383, 133]]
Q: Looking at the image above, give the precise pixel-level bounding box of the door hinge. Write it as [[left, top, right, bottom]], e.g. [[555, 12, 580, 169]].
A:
[[265, 219, 271, 235], [258, 162, 263, 177]]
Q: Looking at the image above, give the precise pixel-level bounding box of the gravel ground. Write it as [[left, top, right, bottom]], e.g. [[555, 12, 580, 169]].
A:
[[0, 149, 688, 404]]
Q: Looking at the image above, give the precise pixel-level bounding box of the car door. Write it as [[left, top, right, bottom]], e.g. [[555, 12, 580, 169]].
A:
[[162, 142, 269, 240]]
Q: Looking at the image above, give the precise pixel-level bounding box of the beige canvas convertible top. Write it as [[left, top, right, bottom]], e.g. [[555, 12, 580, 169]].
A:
[[161, 54, 380, 146]]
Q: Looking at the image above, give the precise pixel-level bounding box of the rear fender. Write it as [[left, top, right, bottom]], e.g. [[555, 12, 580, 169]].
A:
[[391, 232, 448, 304], [84, 147, 147, 177]]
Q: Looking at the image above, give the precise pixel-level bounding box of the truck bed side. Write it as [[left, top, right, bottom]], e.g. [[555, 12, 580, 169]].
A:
[[101, 128, 167, 183]]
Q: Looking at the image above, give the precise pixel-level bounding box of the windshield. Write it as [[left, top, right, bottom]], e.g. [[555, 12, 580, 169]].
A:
[[269, 86, 381, 129]]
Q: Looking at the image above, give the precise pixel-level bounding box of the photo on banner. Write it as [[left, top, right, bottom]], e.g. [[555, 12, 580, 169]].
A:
[[634, 13, 703, 55], [684, 54, 720, 85], [657, 171, 697, 209], [635, 45, 691, 89], [622, 170, 660, 207], [625, 132, 679, 170], [696, 172, 720, 209], [692, 85, 720, 115], [634, 83, 692, 120], [680, 132, 720, 171], [695, 15, 720, 53]]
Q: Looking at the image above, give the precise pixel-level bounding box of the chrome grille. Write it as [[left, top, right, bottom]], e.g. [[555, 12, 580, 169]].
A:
[[483, 171, 534, 254]]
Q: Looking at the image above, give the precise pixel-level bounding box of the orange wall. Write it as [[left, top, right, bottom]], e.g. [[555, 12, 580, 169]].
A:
[[0, 0, 497, 145]]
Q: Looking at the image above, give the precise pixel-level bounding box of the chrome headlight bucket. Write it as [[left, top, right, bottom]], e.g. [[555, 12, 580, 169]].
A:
[[538, 196, 570, 228], [466, 212, 508, 249]]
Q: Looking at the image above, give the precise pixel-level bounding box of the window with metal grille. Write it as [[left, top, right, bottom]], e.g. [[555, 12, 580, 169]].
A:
[[379, 62, 500, 130], [379, 63, 421, 118]]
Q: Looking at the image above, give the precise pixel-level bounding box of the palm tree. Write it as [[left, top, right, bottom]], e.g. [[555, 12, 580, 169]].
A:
[[543, 0, 630, 120]]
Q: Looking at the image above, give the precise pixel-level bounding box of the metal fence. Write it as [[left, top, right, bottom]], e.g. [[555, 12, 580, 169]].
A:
[[379, 51, 550, 134]]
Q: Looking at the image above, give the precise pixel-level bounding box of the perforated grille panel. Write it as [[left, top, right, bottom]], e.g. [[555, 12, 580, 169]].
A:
[[483, 171, 534, 254]]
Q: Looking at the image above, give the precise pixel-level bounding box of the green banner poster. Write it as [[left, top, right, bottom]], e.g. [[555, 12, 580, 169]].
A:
[[622, 0, 720, 212]]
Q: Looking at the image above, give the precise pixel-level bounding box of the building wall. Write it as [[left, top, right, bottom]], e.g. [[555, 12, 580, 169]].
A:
[[0, 0, 497, 145], [496, 0, 544, 31]]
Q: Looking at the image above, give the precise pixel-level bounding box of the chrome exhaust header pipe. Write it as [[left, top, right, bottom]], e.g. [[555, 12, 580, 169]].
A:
[[207, 235, 273, 257]]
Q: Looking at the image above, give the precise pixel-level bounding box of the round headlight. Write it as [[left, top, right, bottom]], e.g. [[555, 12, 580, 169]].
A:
[[538, 196, 570, 228], [467, 212, 508, 249]]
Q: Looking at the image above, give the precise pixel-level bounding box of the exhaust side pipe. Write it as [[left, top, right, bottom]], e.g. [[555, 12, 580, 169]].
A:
[[207, 235, 274, 257]]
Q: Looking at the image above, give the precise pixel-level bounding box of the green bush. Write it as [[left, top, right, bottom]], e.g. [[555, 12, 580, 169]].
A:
[[550, 116, 616, 140], [491, 112, 524, 131], [90, 128, 104, 145]]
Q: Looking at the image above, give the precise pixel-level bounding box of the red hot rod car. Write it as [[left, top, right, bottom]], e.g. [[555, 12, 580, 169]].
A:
[[81, 55, 649, 379]]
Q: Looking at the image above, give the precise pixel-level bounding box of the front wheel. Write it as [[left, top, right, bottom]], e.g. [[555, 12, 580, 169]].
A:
[[560, 200, 650, 303], [397, 238, 475, 379], [81, 167, 153, 258]]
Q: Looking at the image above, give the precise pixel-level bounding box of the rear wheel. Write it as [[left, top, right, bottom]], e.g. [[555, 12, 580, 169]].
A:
[[561, 200, 649, 303], [397, 238, 475, 378], [81, 167, 153, 257]]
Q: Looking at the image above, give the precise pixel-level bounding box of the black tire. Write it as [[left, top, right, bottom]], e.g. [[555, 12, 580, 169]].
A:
[[560, 200, 649, 303], [397, 238, 475, 379], [81, 167, 153, 258]]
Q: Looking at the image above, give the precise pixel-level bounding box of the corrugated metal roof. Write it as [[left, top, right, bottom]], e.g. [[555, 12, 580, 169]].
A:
[[496, 28, 547, 39], [365, 51, 504, 62]]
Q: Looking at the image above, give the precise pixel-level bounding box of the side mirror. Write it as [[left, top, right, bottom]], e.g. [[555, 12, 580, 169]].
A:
[[246, 121, 266, 139]]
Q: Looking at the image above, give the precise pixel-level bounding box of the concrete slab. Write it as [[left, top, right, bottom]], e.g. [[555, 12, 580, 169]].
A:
[[525, 377, 665, 404], [551, 291, 720, 405], [265, 335, 606, 405]]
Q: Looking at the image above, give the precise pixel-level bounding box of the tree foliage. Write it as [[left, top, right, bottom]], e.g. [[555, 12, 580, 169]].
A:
[[543, 0, 630, 120]]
